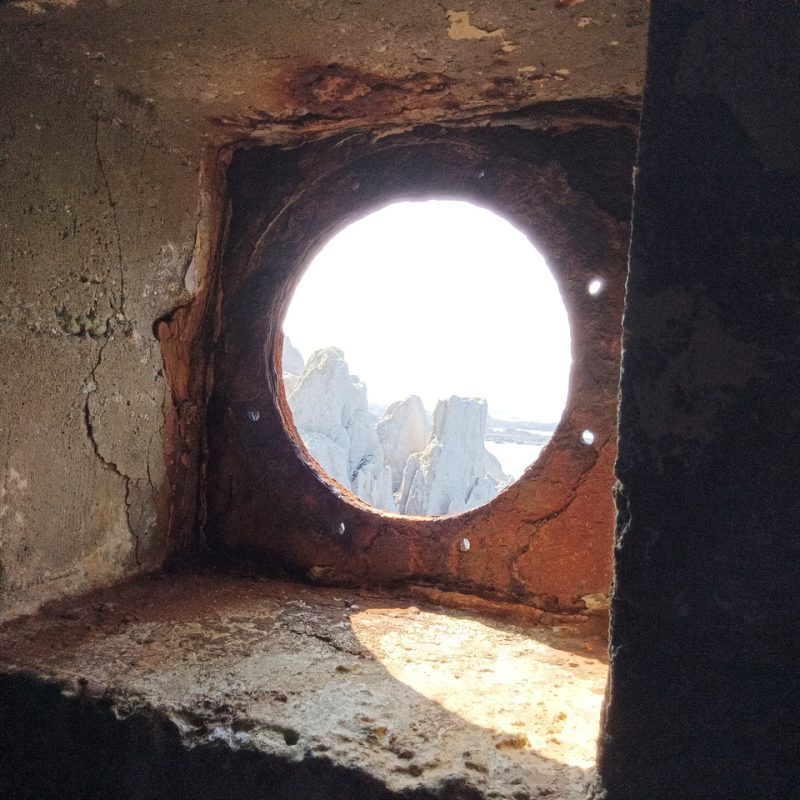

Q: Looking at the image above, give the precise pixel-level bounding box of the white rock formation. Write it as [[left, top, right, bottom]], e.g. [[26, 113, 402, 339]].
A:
[[284, 343, 508, 516], [282, 335, 305, 376], [287, 347, 395, 511], [398, 396, 509, 516], [281, 336, 305, 396], [376, 395, 431, 492]]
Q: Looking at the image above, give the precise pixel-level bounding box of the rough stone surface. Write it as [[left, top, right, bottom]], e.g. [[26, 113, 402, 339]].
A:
[[0, 574, 608, 800], [376, 396, 431, 494], [0, 0, 647, 619], [281, 335, 305, 378], [288, 348, 395, 511], [399, 397, 508, 516], [287, 351, 508, 516], [0, 0, 647, 143], [596, 4, 800, 799], [0, 19, 200, 620]]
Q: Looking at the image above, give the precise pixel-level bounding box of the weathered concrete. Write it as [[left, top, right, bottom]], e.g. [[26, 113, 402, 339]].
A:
[[597, 4, 800, 799], [0, 573, 608, 800], [0, 0, 648, 620], [0, 28, 200, 619], [4, 1, 800, 798], [0, 0, 647, 138]]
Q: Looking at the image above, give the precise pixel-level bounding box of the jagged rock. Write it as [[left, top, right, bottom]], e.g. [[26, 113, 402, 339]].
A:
[[398, 396, 509, 516], [287, 349, 507, 516], [281, 336, 306, 395], [287, 348, 395, 511], [284, 373, 300, 396], [282, 335, 306, 376], [376, 396, 431, 492]]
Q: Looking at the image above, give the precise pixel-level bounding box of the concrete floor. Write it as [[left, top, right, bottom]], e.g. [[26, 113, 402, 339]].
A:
[[0, 575, 608, 799]]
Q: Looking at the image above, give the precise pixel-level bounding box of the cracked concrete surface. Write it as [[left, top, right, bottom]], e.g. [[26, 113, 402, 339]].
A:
[[0, 574, 608, 799], [0, 23, 198, 619], [0, 0, 646, 618]]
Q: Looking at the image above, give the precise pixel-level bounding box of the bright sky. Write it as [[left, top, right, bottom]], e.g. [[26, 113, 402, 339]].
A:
[[283, 200, 571, 422]]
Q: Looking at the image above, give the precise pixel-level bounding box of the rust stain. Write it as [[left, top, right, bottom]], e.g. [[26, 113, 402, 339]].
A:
[[275, 62, 452, 119], [200, 127, 632, 610]]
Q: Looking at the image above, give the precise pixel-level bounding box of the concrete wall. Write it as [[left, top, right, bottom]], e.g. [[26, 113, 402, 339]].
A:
[[0, 29, 201, 619], [598, 3, 800, 798], [0, 0, 647, 620]]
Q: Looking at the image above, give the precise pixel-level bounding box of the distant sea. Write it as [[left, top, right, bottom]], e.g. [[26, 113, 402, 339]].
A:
[[485, 418, 555, 480], [485, 441, 546, 482]]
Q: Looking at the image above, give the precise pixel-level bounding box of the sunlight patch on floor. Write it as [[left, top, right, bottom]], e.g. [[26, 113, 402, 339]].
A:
[[350, 605, 607, 768]]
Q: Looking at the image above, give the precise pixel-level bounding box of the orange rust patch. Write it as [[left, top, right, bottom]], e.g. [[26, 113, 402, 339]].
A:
[[275, 62, 452, 118]]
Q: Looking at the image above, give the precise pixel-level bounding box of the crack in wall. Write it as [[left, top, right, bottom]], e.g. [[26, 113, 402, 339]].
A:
[[359, 528, 382, 557], [82, 337, 141, 568], [145, 436, 157, 494], [77, 106, 144, 569], [508, 439, 609, 595]]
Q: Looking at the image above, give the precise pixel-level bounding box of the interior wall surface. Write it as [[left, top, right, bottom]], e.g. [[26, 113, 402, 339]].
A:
[[0, 26, 202, 621], [598, 3, 800, 798], [0, 0, 647, 621], [202, 119, 636, 610]]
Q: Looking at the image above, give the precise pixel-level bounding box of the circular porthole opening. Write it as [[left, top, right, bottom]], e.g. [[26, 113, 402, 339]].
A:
[[280, 199, 571, 517]]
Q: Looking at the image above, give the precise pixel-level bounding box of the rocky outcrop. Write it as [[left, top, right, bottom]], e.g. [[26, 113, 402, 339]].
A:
[[376, 396, 431, 492], [398, 396, 509, 516], [282, 336, 305, 376], [281, 336, 306, 396], [285, 345, 509, 515], [287, 348, 395, 511]]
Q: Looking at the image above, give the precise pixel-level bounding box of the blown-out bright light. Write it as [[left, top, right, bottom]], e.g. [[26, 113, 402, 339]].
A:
[[284, 200, 571, 422]]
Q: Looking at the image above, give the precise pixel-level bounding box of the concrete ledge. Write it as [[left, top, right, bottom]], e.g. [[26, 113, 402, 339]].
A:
[[0, 574, 607, 799]]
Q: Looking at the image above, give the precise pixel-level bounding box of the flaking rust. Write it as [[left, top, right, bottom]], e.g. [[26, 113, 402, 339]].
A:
[[274, 62, 453, 118]]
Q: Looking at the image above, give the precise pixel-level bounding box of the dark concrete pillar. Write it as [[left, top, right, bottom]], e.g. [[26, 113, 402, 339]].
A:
[[598, 4, 800, 799]]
